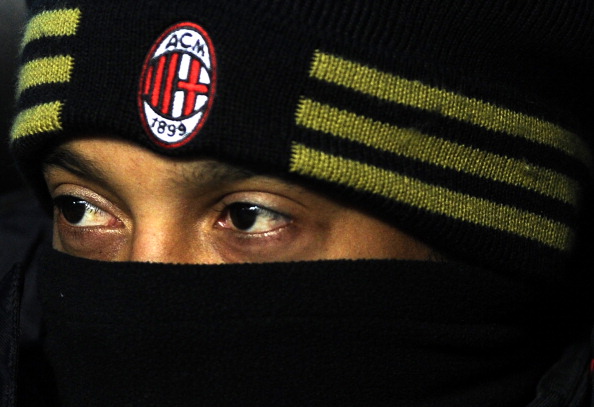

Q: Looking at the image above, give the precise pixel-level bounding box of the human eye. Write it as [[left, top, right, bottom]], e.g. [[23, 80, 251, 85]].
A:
[[216, 202, 292, 234], [53, 195, 117, 227]]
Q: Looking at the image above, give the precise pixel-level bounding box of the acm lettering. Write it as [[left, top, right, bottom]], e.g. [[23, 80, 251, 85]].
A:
[[166, 32, 206, 57]]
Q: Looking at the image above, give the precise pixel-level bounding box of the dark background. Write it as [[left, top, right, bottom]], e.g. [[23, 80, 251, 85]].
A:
[[0, 0, 27, 193]]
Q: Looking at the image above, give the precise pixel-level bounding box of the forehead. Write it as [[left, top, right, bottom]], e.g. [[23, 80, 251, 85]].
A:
[[42, 136, 293, 191]]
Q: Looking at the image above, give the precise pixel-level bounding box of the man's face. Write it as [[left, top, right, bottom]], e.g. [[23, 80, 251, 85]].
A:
[[42, 136, 435, 263]]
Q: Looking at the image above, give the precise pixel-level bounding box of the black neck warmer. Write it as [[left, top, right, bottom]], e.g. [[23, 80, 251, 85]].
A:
[[38, 249, 572, 407]]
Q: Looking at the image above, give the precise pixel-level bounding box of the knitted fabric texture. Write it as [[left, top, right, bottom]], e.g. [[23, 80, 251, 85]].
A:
[[10, 0, 594, 280]]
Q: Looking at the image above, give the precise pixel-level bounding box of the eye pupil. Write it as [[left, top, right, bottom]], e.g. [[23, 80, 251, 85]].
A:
[[229, 203, 259, 230], [55, 196, 87, 224]]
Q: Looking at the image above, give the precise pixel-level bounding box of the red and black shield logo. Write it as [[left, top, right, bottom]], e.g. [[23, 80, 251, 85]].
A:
[[139, 22, 217, 148]]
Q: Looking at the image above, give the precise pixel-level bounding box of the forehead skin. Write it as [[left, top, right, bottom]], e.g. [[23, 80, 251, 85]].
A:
[[44, 141, 255, 192], [42, 136, 438, 264]]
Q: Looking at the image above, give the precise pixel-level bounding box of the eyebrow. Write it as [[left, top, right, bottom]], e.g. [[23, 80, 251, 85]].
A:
[[179, 158, 256, 189], [42, 143, 257, 188], [43, 146, 108, 186]]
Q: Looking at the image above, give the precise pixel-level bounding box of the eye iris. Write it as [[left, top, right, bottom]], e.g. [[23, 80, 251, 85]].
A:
[[57, 196, 87, 224], [229, 203, 259, 230]]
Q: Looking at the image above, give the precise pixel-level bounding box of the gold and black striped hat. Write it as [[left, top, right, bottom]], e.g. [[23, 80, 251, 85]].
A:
[[11, 0, 594, 279]]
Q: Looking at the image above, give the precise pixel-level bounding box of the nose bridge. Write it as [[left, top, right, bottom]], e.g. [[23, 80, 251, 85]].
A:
[[129, 218, 194, 264]]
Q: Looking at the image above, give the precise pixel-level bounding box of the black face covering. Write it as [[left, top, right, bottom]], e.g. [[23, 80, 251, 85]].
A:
[[38, 249, 571, 407]]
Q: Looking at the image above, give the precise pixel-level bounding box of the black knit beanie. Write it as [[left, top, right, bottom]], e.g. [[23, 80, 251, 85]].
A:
[[10, 0, 594, 280]]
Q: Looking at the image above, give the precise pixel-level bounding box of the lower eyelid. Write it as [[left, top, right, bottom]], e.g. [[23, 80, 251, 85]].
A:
[[55, 222, 128, 260]]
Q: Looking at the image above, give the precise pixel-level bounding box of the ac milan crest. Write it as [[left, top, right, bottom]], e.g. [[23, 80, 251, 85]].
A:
[[139, 22, 217, 148]]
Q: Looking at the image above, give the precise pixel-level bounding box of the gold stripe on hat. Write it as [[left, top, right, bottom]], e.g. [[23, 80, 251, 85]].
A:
[[309, 51, 591, 167], [296, 98, 579, 205], [21, 8, 81, 48], [17, 55, 75, 96], [11, 101, 64, 140], [290, 143, 573, 251]]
